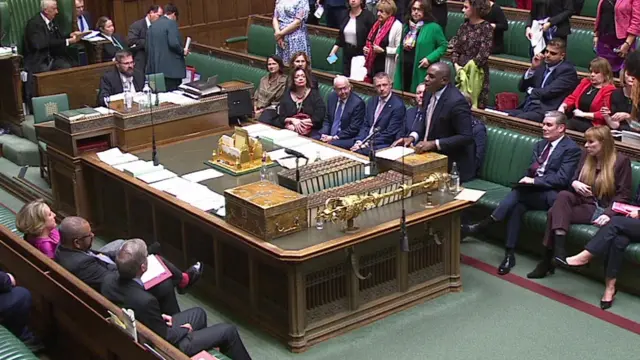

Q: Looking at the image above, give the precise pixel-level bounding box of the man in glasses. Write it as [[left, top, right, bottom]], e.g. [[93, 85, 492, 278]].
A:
[[97, 50, 144, 106], [507, 38, 579, 123], [55, 216, 202, 316]]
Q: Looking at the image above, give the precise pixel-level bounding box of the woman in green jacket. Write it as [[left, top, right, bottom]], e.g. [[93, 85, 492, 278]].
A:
[[393, 0, 448, 92]]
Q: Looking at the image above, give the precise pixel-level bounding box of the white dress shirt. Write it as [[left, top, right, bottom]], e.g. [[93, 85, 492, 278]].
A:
[[120, 73, 137, 94], [41, 13, 70, 46], [524, 60, 564, 94]]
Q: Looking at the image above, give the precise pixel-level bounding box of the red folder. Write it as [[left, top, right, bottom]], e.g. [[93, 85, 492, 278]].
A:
[[190, 351, 218, 360], [142, 255, 172, 290], [612, 202, 640, 216]]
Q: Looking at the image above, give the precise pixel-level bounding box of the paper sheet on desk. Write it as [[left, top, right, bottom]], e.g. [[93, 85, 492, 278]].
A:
[[243, 124, 271, 137], [276, 136, 311, 149], [376, 147, 415, 161], [150, 177, 192, 193], [140, 255, 171, 290], [277, 157, 310, 169], [159, 92, 197, 105], [182, 169, 223, 183], [455, 188, 486, 202], [97, 148, 139, 166], [136, 169, 177, 184], [268, 148, 289, 160]]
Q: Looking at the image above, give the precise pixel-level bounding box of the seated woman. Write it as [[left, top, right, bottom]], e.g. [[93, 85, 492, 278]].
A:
[[289, 51, 319, 89], [528, 126, 632, 279], [254, 55, 288, 126], [363, 0, 402, 83], [564, 186, 640, 310], [276, 67, 326, 135], [602, 68, 636, 131], [96, 16, 127, 62], [559, 57, 616, 132], [393, 0, 448, 92], [16, 199, 59, 259], [449, 0, 493, 108]]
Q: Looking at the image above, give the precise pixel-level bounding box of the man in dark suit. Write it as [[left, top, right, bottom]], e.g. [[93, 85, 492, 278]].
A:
[[97, 50, 144, 106], [462, 111, 581, 275], [75, 0, 91, 32], [394, 63, 475, 182], [55, 216, 202, 315], [507, 38, 579, 123], [127, 5, 164, 77], [146, 3, 187, 91], [0, 271, 43, 351], [101, 239, 252, 359], [399, 82, 426, 139], [317, 76, 365, 149], [351, 72, 405, 154]]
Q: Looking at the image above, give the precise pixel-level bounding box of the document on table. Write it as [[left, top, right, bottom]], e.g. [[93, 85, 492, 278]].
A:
[[136, 169, 177, 184], [97, 148, 139, 166], [182, 168, 224, 183], [113, 159, 146, 171], [140, 255, 172, 290], [275, 136, 311, 149], [150, 177, 192, 192], [267, 148, 289, 161], [376, 147, 415, 161], [454, 188, 486, 202]]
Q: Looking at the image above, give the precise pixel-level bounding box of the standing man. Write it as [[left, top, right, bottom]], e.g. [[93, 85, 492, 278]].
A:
[[127, 5, 164, 77], [146, 3, 188, 91], [462, 111, 581, 275], [394, 63, 475, 182]]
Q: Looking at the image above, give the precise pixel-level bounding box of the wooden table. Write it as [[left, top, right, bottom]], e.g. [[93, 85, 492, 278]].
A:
[[0, 54, 24, 134], [79, 131, 471, 352]]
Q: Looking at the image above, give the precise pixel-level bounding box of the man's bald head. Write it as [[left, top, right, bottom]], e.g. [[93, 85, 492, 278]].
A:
[[431, 63, 450, 81], [59, 216, 91, 249], [424, 62, 450, 93], [333, 75, 352, 100]]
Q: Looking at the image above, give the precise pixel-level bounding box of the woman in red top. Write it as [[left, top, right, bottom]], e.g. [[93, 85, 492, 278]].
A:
[[558, 57, 616, 132]]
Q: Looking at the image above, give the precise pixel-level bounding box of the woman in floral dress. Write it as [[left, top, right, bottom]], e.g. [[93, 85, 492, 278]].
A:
[[273, 0, 312, 65]]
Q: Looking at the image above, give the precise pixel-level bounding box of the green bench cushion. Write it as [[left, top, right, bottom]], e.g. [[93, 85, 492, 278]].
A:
[[5, 0, 74, 54], [0, 325, 38, 360]]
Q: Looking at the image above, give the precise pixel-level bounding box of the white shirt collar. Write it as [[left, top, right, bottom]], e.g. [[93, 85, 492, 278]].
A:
[[120, 73, 134, 91], [549, 135, 564, 148], [40, 13, 51, 26], [432, 85, 447, 101], [145, 16, 151, 28], [546, 60, 564, 72], [379, 92, 392, 104], [102, 33, 113, 41]]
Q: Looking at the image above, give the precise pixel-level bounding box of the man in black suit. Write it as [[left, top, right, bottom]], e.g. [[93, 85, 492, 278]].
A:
[[463, 111, 581, 275], [398, 82, 426, 138], [317, 76, 366, 149], [97, 50, 144, 106], [75, 0, 91, 32], [507, 38, 579, 123], [55, 216, 202, 315], [394, 62, 475, 182], [0, 271, 43, 352], [127, 5, 164, 77], [146, 3, 187, 91], [101, 239, 252, 359]]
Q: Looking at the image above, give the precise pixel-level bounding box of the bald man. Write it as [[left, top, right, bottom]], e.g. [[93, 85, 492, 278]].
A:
[[394, 63, 475, 182], [55, 216, 202, 315], [316, 75, 366, 149]]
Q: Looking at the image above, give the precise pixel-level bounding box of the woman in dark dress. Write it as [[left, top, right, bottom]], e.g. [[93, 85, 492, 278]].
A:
[[329, 0, 375, 77], [277, 67, 326, 135], [526, 0, 573, 47], [96, 16, 127, 62], [602, 69, 636, 130], [482, 1, 508, 54]]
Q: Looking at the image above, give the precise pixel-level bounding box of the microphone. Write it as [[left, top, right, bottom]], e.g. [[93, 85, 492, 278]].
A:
[[284, 148, 308, 159], [360, 126, 381, 145]]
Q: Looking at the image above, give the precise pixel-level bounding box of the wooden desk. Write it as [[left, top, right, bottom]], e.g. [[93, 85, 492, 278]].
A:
[[35, 95, 230, 216], [0, 54, 24, 134], [79, 132, 471, 352]]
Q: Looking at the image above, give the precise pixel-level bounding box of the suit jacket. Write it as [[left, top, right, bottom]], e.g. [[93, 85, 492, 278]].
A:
[[413, 85, 475, 182], [55, 245, 116, 291], [528, 136, 581, 189], [518, 60, 579, 114], [97, 68, 145, 106], [146, 16, 185, 79], [23, 13, 71, 72], [101, 273, 189, 345], [528, 0, 573, 38], [401, 107, 422, 139], [320, 92, 365, 140], [356, 93, 406, 148], [0, 271, 12, 293], [100, 33, 127, 62], [570, 151, 632, 216], [562, 78, 616, 126], [77, 13, 92, 32], [127, 17, 149, 75]]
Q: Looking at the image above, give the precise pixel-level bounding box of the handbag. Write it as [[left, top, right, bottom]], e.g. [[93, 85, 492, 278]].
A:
[[495, 92, 519, 111]]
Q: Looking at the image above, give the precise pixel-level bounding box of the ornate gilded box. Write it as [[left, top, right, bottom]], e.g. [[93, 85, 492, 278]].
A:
[[225, 181, 308, 240], [376, 151, 448, 194]]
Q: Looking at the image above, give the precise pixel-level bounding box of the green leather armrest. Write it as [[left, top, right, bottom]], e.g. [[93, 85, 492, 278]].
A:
[[225, 36, 249, 44]]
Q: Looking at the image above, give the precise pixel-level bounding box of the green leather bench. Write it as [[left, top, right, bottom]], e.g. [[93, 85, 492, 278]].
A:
[[446, 12, 593, 72], [226, 23, 343, 74], [0, 325, 38, 360]]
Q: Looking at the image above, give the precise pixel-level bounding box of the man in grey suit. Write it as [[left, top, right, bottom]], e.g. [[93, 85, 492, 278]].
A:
[[127, 5, 163, 77], [146, 3, 188, 91]]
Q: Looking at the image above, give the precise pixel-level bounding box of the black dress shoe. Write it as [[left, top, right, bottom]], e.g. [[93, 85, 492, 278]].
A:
[[178, 262, 203, 295], [600, 290, 617, 310], [526, 260, 555, 279], [497, 253, 516, 275]]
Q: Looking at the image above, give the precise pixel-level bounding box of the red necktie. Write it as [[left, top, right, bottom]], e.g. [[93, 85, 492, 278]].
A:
[[529, 144, 551, 176]]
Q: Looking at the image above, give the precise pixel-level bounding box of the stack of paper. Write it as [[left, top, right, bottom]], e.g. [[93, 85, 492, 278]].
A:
[[243, 124, 272, 137], [275, 136, 311, 149], [150, 177, 192, 192], [121, 161, 165, 177], [260, 129, 298, 143], [136, 169, 177, 184], [97, 148, 139, 166], [182, 168, 223, 183], [267, 148, 289, 161], [376, 147, 415, 161]]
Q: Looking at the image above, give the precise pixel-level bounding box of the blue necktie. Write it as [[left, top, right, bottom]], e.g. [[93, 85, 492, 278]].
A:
[[541, 67, 551, 88], [78, 16, 85, 31], [331, 101, 344, 136]]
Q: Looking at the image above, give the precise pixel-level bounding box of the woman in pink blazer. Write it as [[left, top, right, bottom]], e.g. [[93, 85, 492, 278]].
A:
[[594, 0, 640, 74]]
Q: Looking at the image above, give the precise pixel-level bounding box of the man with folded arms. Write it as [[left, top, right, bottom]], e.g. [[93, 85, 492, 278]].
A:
[[56, 216, 202, 315], [101, 239, 252, 359], [462, 111, 581, 275]]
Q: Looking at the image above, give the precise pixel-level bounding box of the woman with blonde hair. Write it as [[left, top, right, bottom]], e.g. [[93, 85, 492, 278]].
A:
[[558, 57, 616, 132], [363, 0, 403, 83], [528, 126, 632, 279], [16, 199, 59, 259]]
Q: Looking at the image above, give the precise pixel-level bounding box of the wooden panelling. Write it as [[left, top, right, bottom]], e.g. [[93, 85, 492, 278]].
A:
[[34, 62, 114, 109]]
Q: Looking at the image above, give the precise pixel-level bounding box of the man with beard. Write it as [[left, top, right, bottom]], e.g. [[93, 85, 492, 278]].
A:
[[97, 50, 144, 106]]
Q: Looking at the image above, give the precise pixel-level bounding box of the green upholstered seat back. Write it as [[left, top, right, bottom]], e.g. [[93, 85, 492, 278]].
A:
[[566, 29, 594, 71], [6, 0, 73, 54], [309, 34, 342, 73], [480, 127, 539, 186], [247, 24, 276, 58], [445, 12, 465, 40], [146, 73, 166, 92], [0, 1, 9, 46], [487, 69, 525, 106], [186, 53, 268, 87], [353, 91, 372, 103], [581, 0, 598, 17], [494, 0, 517, 7], [0, 325, 38, 359], [504, 20, 529, 59], [318, 83, 332, 101], [32, 93, 69, 123], [630, 162, 640, 200]]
